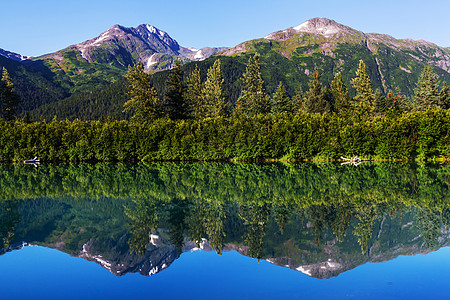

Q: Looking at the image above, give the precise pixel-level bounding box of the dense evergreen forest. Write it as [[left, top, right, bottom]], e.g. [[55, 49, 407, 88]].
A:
[[0, 54, 449, 161]]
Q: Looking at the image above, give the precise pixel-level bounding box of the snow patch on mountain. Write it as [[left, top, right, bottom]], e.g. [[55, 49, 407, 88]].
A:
[[146, 24, 167, 38], [146, 53, 158, 69], [0, 48, 30, 61], [293, 19, 341, 37], [194, 49, 205, 60]]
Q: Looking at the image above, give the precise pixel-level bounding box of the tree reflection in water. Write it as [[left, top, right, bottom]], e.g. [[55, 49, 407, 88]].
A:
[[0, 162, 449, 278]]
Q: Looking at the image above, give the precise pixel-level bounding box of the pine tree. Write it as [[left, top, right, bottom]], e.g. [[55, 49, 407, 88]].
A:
[[330, 72, 350, 115], [185, 65, 204, 119], [271, 82, 292, 114], [302, 69, 332, 114], [202, 59, 226, 118], [0, 67, 20, 121], [164, 61, 188, 120], [412, 66, 440, 111], [123, 61, 161, 122], [350, 60, 375, 115], [236, 54, 270, 115]]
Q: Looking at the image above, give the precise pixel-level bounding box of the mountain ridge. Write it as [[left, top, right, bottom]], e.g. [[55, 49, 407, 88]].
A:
[[222, 17, 450, 74], [3, 17, 450, 116]]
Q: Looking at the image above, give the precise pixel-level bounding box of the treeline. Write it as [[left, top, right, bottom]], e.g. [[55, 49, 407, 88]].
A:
[[122, 55, 450, 122], [25, 53, 450, 122], [2, 55, 449, 161], [0, 109, 448, 162]]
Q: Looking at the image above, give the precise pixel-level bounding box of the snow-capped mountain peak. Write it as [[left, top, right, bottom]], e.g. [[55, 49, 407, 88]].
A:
[[293, 18, 342, 37], [0, 48, 31, 62]]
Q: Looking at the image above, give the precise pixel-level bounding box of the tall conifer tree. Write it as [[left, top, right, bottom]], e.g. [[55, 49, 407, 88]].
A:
[[124, 61, 161, 122], [351, 60, 375, 115], [413, 66, 441, 110], [164, 61, 188, 120], [271, 82, 292, 114], [236, 54, 270, 115], [202, 59, 226, 118], [439, 82, 450, 109], [0, 67, 19, 121], [330, 72, 350, 115], [185, 65, 204, 119], [303, 70, 332, 114]]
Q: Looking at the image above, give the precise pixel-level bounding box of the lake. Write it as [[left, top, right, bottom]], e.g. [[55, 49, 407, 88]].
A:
[[0, 162, 449, 299]]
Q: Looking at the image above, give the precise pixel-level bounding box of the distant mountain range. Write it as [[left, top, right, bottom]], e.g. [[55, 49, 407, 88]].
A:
[[2, 17, 450, 117]]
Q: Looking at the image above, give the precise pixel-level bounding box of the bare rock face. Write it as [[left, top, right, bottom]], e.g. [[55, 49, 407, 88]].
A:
[[40, 24, 228, 73]]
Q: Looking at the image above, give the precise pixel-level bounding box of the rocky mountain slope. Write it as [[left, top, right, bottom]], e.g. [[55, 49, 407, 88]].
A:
[[33, 24, 227, 94], [220, 17, 450, 97], [0, 48, 31, 61]]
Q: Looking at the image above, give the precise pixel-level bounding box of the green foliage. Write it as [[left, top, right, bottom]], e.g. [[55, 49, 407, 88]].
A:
[[29, 79, 129, 121], [124, 61, 162, 122], [413, 66, 442, 110], [185, 65, 203, 119], [302, 70, 333, 114], [351, 60, 375, 115], [330, 72, 350, 115], [271, 82, 293, 114], [0, 109, 448, 162], [164, 62, 189, 119], [439, 83, 450, 109], [202, 60, 226, 118], [0, 67, 20, 120], [236, 54, 271, 115]]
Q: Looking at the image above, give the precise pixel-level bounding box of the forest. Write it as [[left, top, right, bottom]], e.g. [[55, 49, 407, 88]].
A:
[[0, 55, 449, 161]]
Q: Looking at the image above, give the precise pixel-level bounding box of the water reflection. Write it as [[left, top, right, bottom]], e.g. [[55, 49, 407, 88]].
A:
[[0, 162, 449, 278]]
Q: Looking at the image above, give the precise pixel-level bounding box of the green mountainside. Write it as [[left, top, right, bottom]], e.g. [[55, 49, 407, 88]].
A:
[[0, 55, 68, 111], [221, 17, 450, 97]]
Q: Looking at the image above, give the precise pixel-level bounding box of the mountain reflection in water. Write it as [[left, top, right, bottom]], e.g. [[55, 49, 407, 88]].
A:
[[0, 162, 449, 279]]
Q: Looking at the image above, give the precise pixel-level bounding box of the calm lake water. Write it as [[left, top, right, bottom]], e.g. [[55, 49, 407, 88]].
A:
[[0, 162, 449, 299]]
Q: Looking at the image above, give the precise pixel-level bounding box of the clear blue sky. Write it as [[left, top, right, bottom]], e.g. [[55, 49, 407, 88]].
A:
[[1, 0, 449, 57]]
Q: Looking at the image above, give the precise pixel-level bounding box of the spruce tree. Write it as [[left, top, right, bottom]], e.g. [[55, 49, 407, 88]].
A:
[[123, 61, 161, 122], [302, 69, 332, 114], [439, 82, 450, 109], [185, 65, 204, 119], [330, 72, 350, 115], [271, 82, 292, 114], [292, 89, 304, 111], [350, 60, 375, 115], [412, 66, 440, 111], [164, 61, 188, 120], [374, 88, 389, 114], [236, 54, 270, 115], [202, 59, 226, 118], [0, 67, 19, 121]]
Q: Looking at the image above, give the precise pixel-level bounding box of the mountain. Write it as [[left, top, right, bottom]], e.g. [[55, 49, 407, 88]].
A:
[[220, 17, 450, 97], [0, 48, 31, 61], [0, 50, 68, 111], [7, 18, 450, 118], [73, 24, 227, 72], [33, 24, 227, 95]]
